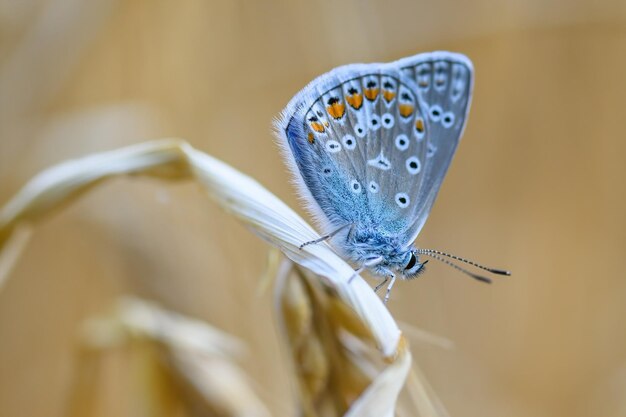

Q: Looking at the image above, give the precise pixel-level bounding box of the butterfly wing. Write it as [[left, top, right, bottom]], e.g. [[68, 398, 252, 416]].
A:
[[393, 51, 474, 242], [276, 62, 431, 238]]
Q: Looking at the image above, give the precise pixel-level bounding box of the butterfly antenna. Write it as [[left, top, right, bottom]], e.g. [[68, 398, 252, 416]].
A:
[[417, 251, 493, 283], [417, 249, 511, 276]]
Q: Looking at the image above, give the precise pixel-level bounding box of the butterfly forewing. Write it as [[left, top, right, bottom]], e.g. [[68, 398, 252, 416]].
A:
[[278, 63, 434, 238]]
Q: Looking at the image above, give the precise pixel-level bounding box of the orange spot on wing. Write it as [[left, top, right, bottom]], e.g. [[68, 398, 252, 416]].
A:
[[310, 122, 325, 133], [399, 104, 414, 118], [345, 93, 363, 110], [326, 102, 345, 119], [307, 132, 315, 144], [364, 88, 379, 101], [415, 118, 425, 133], [383, 90, 396, 102]]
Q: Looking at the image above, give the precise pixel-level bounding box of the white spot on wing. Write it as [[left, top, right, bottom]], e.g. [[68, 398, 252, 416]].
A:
[[350, 179, 362, 193], [395, 193, 410, 208], [406, 156, 421, 174], [367, 151, 391, 171], [416, 63, 431, 92], [434, 61, 449, 92], [325, 140, 342, 153], [354, 122, 367, 138], [395, 134, 409, 151], [426, 142, 437, 158], [382, 113, 395, 129], [442, 112, 455, 128], [368, 114, 381, 131], [429, 105, 443, 122], [342, 134, 356, 150], [451, 63, 467, 102]]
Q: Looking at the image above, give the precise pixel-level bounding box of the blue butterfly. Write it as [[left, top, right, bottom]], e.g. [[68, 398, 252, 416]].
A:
[[276, 51, 509, 303]]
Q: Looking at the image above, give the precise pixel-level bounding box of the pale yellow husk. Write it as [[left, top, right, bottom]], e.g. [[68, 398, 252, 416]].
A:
[[0, 139, 417, 415], [276, 261, 411, 417], [0, 139, 401, 354], [75, 297, 271, 417]]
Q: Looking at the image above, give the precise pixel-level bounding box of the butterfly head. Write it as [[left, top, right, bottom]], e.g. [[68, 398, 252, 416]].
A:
[[347, 230, 428, 279], [401, 249, 427, 279]]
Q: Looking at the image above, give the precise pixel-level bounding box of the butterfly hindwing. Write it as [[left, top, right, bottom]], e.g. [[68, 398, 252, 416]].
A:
[[395, 51, 474, 241]]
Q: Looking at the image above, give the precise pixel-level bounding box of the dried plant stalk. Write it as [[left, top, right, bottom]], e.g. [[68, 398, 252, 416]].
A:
[[0, 139, 400, 353], [77, 297, 271, 417], [276, 261, 411, 417], [0, 139, 416, 415]]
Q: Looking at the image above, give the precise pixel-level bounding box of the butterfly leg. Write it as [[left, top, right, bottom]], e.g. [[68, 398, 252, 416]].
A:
[[374, 277, 388, 293], [345, 223, 356, 243], [349, 256, 384, 283], [299, 223, 353, 249], [372, 268, 396, 304], [383, 274, 397, 304]]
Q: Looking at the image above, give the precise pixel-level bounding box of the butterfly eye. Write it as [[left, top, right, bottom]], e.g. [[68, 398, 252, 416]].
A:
[[368, 181, 379, 193], [404, 252, 417, 271]]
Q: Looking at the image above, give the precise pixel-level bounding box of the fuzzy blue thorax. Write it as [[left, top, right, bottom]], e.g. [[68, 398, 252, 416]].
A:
[[341, 227, 425, 279]]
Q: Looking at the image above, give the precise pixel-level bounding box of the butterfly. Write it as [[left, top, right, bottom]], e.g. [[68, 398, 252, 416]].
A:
[[276, 51, 509, 303]]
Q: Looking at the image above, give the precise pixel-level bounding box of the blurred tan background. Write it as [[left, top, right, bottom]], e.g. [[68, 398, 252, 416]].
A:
[[1, 0, 626, 416]]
